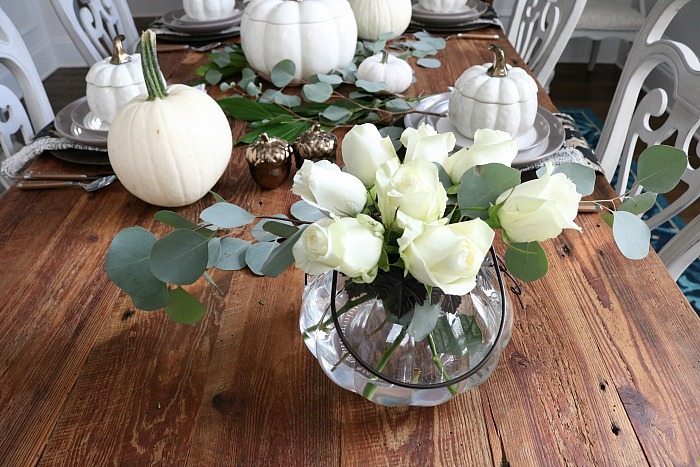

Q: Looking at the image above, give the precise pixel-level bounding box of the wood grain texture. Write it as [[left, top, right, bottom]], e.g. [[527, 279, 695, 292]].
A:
[[0, 27, 698, 466]]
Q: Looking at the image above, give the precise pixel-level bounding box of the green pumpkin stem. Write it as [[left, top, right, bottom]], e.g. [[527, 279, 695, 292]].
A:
[[141, 29, 168, 100]]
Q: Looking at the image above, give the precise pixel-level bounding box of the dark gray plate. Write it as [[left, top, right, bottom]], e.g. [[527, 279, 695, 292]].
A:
[[162, 9, 241, 33]]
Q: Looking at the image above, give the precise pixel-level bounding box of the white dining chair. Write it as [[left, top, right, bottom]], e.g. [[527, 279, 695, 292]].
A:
[[596, 0, 700, 278], [571, 0, 647, 72], [0, 7, 55, 188], [506, 0, 588, 87], [50, 0, 139, 65]]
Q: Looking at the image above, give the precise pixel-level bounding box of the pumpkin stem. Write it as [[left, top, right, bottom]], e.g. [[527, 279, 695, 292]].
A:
[[487, 44, 508, 78], [141, 29, 169, 100], [110, 35, 130, 65], [381, 50, 389, 64]]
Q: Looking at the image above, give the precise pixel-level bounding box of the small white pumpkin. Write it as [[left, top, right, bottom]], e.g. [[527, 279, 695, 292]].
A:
[[356, 51, 413, 94], [448, 45, 538, 139], [108, 30, 232, 207], [183, 0, 235, 21], [241, 0, 357, 82], [418, 0, 467, 13], [348, 0, 412, 40], [85, 35, 146, 124]]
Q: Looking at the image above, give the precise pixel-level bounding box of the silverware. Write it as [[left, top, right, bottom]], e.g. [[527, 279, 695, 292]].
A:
[[447, 33, 501, 41], [17, 175, 117, 192], [157, 42, 223, 53], [22, 172, 114, 181]]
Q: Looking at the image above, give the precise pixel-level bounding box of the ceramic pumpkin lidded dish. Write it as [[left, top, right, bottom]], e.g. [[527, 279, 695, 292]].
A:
[[348, 0, 412, 40], [183, 0, 236, 21], [240, 0, 357, 83], [448, 45, 538, 139], [85, 35, 146, 125]]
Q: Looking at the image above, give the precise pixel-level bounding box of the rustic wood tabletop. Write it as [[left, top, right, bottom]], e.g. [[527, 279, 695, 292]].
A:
[[0, 26, 698, 466]]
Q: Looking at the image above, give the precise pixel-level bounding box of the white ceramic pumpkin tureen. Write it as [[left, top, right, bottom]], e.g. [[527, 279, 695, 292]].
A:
[[183, 0, 236, 21], [448, 45, 538, 139], [240, 0, 357, 82], [348, 0, 412, 40]]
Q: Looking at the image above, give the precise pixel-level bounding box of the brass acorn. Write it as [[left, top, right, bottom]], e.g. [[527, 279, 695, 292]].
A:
[[292, 123, 338, 169], [245, 133, 293, 189]]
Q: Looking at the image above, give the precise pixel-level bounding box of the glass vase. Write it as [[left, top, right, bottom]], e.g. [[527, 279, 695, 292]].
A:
[[299, 251, 513, 407]]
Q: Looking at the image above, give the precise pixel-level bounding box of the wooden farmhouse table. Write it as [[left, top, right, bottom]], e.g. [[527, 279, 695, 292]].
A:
[[1, 27, 699, 466]]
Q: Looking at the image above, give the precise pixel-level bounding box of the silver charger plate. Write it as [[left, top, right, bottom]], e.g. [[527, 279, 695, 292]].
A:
[[404, 92, 566, 167], [436, 114, 550, 153], [70, 97, 109, 133], [162, 9, 242, 33], [54, 98, 108, 148], [411, 1, 488, 26]]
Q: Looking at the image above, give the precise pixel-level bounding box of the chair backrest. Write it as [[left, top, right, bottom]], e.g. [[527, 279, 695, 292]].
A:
[[0, 6, 54, 164], [659, 214, 700, 281], [50, 0, 139, 64], [507, 0, 588, 86], [596, 0, 700, 231]]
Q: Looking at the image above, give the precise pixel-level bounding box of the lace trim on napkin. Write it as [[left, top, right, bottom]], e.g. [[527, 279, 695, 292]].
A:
[[0, 136, 106, 179]]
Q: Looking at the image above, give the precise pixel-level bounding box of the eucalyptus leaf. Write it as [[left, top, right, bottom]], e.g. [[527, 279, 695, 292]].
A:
[[321, 105, 352, 122], [130, 284, 169, 311], [355, 79, 386, 93], [290, 200, 326, 222], [154, 210, 199, 230], [216, 237, 249, 270], [385, 98, 412, 111], [417, 58, 441, 68], [618, 192, 657, 215], [207, 237, 221, 268], [302, 82, 333, 103], [431, 314, 482, 356], [245, 242, 278, 276], [458, 164, 521, 219], [262, 220, 299, 239], [165, 287, 206, 324], [200, 202, 254, 229], [105, 227, 165, 299], [150, 229, 209, 285], [504, 241, 548, 282], [261, 226, 306, 277], [378, 126, 404, 140], [251, 215, 292, 241], [204, 69, 222, 85], [272, 92, 302, 107], [211, 52, 231, 68], [239, 67, 257, 88], [537, 162, 595, 196], [407, 299, 441, 341], [636, 145, 687, 193], [246, 81, 262, 97], [434, 162, 452, 190], [270, 59, 296, 87], [210, 190, 226, 203], [612, 211, 650, 260], [316, 73, 344, 85]]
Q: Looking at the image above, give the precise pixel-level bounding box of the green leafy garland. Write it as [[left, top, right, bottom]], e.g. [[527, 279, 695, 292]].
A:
[[196, 32, 450, 144]]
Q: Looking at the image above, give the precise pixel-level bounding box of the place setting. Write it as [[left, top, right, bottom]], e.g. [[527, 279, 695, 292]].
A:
[[408, 0, 502, 33], [149, 0, 242, 43]]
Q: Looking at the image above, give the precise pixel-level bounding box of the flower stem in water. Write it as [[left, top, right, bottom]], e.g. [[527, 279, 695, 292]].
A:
[[427, 334, 458, 396], [362, 327, 408, 401]]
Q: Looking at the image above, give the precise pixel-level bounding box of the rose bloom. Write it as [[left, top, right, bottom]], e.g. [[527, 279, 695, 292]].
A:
[[375, 158, 447, 230], [341, 123, 398, 186], [495, 164, 582, 243], [400, 122, 456, 167], [398, 218, 495, 295], [292, 160, 367, 217], [444, 129, 518, 183], [292, 214, 385, 283]]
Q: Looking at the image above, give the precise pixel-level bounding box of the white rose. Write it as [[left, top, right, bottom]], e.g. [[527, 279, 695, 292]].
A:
[[292, 160, 367, 217], [375, 158, 447, 230], [444, 129, 518, 183], [398, 218, 495, 295], [341, 123, 398, 186], [400, 122, 456, 167], [495, 164, 582, 243], [292, 214, 385, 283]]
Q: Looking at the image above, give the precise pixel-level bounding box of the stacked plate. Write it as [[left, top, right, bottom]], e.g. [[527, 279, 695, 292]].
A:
[[54, 97, 108, 148], [404, 92, 566, 167], [157, 9, 242, 42], [411, 1, 489, 32]]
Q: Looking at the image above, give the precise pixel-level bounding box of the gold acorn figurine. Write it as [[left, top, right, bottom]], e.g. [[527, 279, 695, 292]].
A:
[[245, 133, 293, 189], [292, 124, 338, 169]]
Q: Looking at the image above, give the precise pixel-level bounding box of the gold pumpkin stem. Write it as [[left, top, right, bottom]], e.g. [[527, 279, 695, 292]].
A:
[[487, 44, 508, 78], [110, 35, 130, 65]]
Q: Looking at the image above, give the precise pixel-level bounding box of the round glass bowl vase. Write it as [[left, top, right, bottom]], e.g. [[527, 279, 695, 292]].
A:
[[299, 252, 513, 407]]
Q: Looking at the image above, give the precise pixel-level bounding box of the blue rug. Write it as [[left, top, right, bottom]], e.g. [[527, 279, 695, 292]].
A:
[[562, 108, 700, 313]]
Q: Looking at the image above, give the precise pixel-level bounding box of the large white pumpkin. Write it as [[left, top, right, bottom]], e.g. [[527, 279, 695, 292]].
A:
[[85, 35, 146, 124], [418, 0, 467, 13], [108, 31, 232, 207], [241, 0, 357, 82], [448, 45, 538, 139], [348, 0, 412, 40], [183, 0, 236, 21], [356, 51, 413, 94]]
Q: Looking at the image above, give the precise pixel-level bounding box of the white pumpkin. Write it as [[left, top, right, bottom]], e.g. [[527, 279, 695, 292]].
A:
[[85, 35, 146, 124], [241, 0, 357, 82], [418, 0, 467, 13], [448, 45, 538, 139], [348, 0, 412, 40], [183, 0, 235, 21], [356, 51, 413, 94], [108, 31, 232, 207]]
